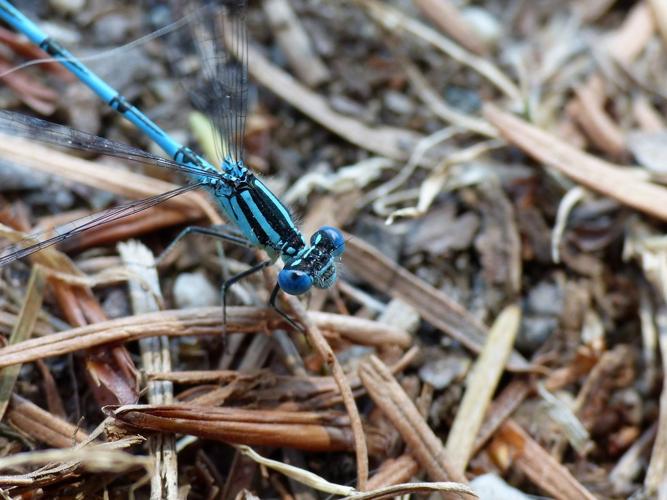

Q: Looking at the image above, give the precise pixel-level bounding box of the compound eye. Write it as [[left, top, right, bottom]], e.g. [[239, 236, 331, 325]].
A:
[[311, 225, 345, 257], [278, 269, 313, 295]]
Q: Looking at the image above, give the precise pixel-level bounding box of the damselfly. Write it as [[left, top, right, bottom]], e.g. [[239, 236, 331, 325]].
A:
[[0, 1, 345, 322]]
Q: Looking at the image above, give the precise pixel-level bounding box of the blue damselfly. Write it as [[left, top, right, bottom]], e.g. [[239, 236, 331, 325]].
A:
[[0, 1, 345, 323]]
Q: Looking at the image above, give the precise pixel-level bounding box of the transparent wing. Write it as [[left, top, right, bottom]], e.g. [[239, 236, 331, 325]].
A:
[[0, 182, 204, 267], [170, 1, 248, 166], [0, 110, 225, 182]]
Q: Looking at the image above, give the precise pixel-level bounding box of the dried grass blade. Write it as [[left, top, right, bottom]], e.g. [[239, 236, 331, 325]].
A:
[[361, 0, 520, 101], [445, 304, 521, 474], [497, 419, 596, 500], [344, 236, 532, 371], [359, 355, 467, 484], [484, 104, 667, 222], [645, 311, 667, 494], [111, 405, 355, 452], [277, 285, 369, 490], [343, 481, 478, 500], [118, 241, 177, 500], [244, 42, 420, 161], [7, 394, 87, 448], [0, 306, 404, 369], [0, 447, 150, 475], [0, 267, 45, 420], [236, 445, 355, 496]]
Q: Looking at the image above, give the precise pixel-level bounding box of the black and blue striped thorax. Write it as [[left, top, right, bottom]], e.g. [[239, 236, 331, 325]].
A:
[[170, 149, 346, 297], [175, 152, 306, 260], [178, 153, 345, 296]]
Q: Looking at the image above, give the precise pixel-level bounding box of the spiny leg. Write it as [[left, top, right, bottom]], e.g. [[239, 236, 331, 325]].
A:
[[155, 225, 252, 266], [222, 259, 273, 336], [269, 283, 305, 333]]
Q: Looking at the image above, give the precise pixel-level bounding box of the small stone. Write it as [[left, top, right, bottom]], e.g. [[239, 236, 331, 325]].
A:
[[102, 288, 130, 319], [92, 13, 134, 46], [471, 473, 530, 500], [41, 21, 81, 45], [330, 95, 369, 120], [516, 315, 557, 353], [418, 355, 470, 390], [462, 7, 502, 47], [527, 281, 563, 316], [174, 272, 219, 309], [49, 0, 86, 16], [63, 82, 102, 135], [0, 161, 48, 191], [383, 90, 414, 115], [628, 130, 667, 174]]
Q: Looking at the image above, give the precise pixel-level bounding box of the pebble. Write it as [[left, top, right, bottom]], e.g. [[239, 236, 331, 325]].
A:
[[0, 161, 48, 191], [527, 280, 563, 316], [628, 130, 667, 174], [418, 355, 470, 390], [62, 82, 102, 135], [329, 95, 371, 122], [516, 315, 557, 353], [92, 12, 135, 46], [383, 90, 414, 115], [462, 7, 502, 47], [173, 271, 219, 309], [102, 288, 130, 319], [40, 21, 81, 45], [471, 473, 530, 500], [49, 0, 86, 17]]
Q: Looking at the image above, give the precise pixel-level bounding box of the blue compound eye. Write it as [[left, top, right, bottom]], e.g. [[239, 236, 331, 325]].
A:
[[278, 269, 313, 295], [311, 225, 345, 257]]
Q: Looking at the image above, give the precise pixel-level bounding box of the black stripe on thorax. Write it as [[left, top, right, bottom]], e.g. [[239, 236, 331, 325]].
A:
[[246, 177, 300, 240], [234, 192, 273, 248]]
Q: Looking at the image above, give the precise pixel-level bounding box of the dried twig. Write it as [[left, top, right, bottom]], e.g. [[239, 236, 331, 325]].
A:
[[359, 355, 467, 483], [485, 104, 667, 222]]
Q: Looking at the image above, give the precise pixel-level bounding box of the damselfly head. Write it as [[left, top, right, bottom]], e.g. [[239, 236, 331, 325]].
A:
[[277, 226, 345, 295]]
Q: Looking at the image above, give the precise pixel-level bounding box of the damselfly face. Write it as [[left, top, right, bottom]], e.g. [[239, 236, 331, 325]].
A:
[[278, 226, 345, 295]]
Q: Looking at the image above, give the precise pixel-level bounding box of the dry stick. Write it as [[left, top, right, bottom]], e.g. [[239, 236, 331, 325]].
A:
[[568, 3, 654, 158], [263, 0, 330, 86], [570, 84, 627, 160], [484, 104, 667, 222], [7, 394, 88, 448], [471, 378, 531, 456], [269, 264, 369, 490], [405, 62, 497, 138], [118, 241, 177, 500], [649, 0, 667, 48], [0, 267, 45, 420], [0, 306, 410, 369], [343, 481, 477, 500], [245, 42, 420, 161], [497, 419, 596, 500], [645, 309, 667, 494], [344, 235, 532, 372], [360, 0, 520, 102], [112, 404, 355, 452], [366, 454, 419, 490], [413, 0, 488, 55], [359, 355, 467, 484], [445, 304, 521, 475]]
